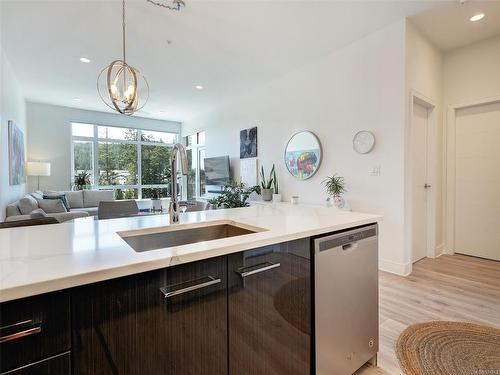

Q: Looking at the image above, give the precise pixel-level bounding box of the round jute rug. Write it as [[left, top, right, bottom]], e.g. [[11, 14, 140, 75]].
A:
[[396, 321, 500, 375]]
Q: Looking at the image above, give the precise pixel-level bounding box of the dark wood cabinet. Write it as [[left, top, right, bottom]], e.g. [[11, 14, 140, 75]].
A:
[[1, 238, 314, 375], [0, 291, 70, 373], [72, 256, 228, 375], [1, 352, 71, 375], [227, 238, 311, 375]]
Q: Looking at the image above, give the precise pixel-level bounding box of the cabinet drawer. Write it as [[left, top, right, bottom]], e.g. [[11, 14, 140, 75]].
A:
[[0, 291, 70, 373], [1, 352, 70, 375]]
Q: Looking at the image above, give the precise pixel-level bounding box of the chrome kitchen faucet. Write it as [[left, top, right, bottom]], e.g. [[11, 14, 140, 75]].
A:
[[169, 143, 189, 224]]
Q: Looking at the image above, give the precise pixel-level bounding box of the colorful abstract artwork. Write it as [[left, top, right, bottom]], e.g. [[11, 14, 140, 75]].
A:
[[240, 127, 257, 159], [8, 121, 26, 185], [285, 149, 320, 180]]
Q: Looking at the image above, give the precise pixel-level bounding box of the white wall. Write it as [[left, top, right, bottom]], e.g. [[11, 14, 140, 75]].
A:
[[405, 21, 444, 262], [26, 102, 181, 192], [0, 4, 28, 220], [444, 34, 500, 106], [183, 20, 409, 274]]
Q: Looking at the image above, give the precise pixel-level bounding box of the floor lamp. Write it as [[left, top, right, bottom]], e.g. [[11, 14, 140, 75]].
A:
[[27, 161, 51, 190]]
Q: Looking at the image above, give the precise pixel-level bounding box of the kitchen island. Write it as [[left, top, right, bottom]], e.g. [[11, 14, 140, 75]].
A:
[[0, 204, 381, 375]]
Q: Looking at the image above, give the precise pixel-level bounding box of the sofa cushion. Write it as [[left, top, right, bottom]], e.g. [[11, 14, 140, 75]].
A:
[[64, 191, 84, 208], [30, 208, 48, 219], [83, 190, 115, 208], [6, 203, 22, 217], [71, 207, 98, 216], [5, 214, 31, 222], [38, 199, 67, 213], [43, 194, 71, 212], [47, 211, 89, 222], [19, 195, 39, 215]]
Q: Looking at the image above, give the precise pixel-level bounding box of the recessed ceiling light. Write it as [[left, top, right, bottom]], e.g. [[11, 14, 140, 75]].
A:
[[159, 110, 166, 114], [195, 85, 204, 90], [79, 57, 91, 63], [72, 97, 81, 101], [470, 13, 485, 22]]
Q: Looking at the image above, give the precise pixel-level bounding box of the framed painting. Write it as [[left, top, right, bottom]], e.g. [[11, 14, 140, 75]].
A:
[[8, 121, 26, 185], [240, 126, 257, 159]]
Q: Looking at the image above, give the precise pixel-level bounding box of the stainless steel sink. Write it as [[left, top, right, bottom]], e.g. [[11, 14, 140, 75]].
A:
[[118, 220, 266, 252]]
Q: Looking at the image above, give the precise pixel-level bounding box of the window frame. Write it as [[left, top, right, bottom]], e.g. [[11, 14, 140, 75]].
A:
[[71, 122, 178, 199], [183, 131, 206, 200]]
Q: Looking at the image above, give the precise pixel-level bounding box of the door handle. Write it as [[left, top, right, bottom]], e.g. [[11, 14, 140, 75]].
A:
[[235, 261, 281, 278], [160, 276, 221, 298], [424, 184, 431, 189], [0, 320, 42, 344]]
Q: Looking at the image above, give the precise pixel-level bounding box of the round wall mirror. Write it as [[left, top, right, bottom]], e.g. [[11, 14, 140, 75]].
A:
[[284, 131, 322, 180]]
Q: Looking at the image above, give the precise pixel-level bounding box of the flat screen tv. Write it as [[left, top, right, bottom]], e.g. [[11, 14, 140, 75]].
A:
[[204, 156, 230, 186]]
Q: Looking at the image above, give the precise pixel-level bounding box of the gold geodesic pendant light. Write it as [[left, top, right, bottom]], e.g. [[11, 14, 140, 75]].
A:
[[97, 0, 149, 116]]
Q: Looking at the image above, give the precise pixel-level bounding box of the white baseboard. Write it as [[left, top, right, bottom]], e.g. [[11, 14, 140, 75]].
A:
[[435, 243, 445, 257], [379, 259, 411, 276]]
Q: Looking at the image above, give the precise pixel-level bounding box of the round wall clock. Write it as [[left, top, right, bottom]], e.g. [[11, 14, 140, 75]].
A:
[[353, 131, 375, 154]]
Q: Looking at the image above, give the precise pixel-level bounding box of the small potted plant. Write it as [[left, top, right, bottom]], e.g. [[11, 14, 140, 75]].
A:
[[260, 164, 275, 201], [74, 171, 91, 191], [208, 181, 260, 209], [272, 168, 281, 202], [322, 174, 347, 209], [151, 188, 162, 211]]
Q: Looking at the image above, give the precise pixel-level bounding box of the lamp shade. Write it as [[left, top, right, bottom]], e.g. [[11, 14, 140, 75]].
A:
[[27, 162, 51, 177]]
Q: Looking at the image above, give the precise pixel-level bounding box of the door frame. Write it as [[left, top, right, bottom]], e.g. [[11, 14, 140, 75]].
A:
[[445, 94, 500, 254], [408, 90, 438, 265]]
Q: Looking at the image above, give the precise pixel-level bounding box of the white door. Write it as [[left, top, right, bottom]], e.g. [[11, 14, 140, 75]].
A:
[[455, 102, 500, 261], [411, 101, 431, 263]]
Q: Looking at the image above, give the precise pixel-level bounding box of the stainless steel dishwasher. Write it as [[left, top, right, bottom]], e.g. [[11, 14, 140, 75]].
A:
[[314, 224, 378, 375]]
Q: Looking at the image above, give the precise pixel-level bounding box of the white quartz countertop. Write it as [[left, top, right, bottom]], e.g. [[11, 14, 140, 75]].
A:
[[0, 204, 381, 302]]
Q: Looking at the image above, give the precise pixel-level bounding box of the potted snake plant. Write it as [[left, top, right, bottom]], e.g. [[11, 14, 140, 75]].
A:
[[151, 188, 162, 211], [260, 164, 275, 201]]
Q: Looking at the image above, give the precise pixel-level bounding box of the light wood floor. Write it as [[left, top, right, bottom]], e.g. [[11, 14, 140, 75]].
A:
[[355, 254, 500, 375]]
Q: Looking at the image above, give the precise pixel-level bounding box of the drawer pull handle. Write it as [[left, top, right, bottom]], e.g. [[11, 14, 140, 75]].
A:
[[0, 320, 42, 343], [160, 276, 221, 298], [236, 261, 281, 278]]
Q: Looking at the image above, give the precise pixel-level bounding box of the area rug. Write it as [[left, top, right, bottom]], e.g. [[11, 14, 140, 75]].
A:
[[396, 321, 500, 375]]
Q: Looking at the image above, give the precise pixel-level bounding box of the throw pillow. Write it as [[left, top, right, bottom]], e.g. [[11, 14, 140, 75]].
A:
[[38, 199, 67, 213], [19, 195, 39, 215], [30, 208, 48, 219], [44, 194, 70, 212], [30, 191, 44, 201]]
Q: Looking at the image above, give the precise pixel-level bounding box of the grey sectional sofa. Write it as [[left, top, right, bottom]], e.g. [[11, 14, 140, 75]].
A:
[[5, 190, 115, 223]]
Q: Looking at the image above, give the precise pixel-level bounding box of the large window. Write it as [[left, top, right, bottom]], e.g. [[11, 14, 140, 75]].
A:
[[72, 123, 177, 199]]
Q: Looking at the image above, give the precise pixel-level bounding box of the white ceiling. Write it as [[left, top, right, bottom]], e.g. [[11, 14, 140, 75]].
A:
[[1, 0, 450, 123], [410, 0, 500, 52]]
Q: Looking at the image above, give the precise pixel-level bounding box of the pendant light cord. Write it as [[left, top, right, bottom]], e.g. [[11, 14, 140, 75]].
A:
[[122, 0, 126, 63]]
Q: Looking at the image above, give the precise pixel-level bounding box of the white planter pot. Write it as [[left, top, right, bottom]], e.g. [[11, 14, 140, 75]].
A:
[[272, 193, 282, 202], [334, 196, 346, 209], [151, 199, 162, 211], [262, 189, 273, 201]]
